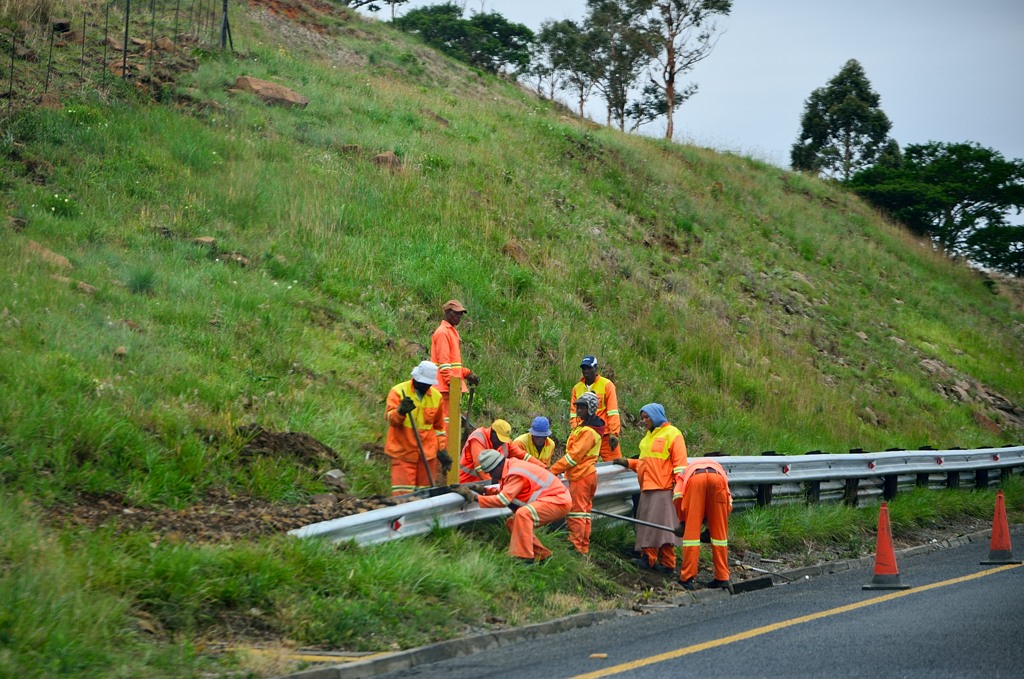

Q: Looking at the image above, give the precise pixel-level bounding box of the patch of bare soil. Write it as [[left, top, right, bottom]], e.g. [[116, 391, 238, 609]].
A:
[[47, 488, 396, 542], [45, 424, 406, 542]]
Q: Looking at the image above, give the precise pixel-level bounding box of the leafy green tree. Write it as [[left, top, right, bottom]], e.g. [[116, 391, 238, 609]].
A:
[[585, 0, 653, 131], [468, 11, 536, 74], [625, 81, 671, 131], [968, 225, 1024, 277], [538, 19, 601, 117], [392, 3, 534, 75], [522, 39, 558, 100], [639, 0, 732, 140], [791, 59, 894, 181], [343, 0, 409, 18], [850, 141, 1024, 273]]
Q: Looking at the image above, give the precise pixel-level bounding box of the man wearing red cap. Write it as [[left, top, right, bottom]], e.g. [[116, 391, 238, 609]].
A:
[[431, 299, 480, 436]]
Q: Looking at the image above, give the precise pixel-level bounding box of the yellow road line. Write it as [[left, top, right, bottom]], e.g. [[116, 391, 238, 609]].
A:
[[570, 564, 1021, 679]]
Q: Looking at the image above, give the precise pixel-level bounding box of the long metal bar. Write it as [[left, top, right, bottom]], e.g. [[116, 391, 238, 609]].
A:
[[291, 446, 1024, 547], [591, 508, 675, 533]]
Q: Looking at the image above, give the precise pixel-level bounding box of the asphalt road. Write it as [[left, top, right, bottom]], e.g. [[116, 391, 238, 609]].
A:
[[375, 539, 1024, 679]]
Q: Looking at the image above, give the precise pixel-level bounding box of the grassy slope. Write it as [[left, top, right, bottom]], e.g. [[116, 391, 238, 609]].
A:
[[2, 3, 1024, 676]]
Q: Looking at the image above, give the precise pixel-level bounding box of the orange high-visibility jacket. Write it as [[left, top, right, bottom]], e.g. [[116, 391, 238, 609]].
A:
[[478, 458, 571, 511], [460, 427, 543, 482], [569, 376, 620, 437], [626, 422, 688, 491], [460, 427, 495, 483], [511, 433, 556, 466], [385, 380, 446, 462], [672, 459, 733, 511], [430, 320, 470, 394], [549, 424, 600, 482]]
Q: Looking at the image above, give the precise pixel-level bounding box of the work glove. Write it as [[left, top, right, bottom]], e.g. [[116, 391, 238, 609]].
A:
[[465, 372, 480, 387], [673, 522, 685, 538], [453, 486, 478, 503], [611, 457, 629, 468], [397, 397, 415, 416], [437, 449, 452, 467], [609, 435, 619, 451]]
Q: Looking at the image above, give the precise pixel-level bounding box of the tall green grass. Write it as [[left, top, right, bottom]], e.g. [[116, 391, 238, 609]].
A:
[[1, 2, 1023, 676]]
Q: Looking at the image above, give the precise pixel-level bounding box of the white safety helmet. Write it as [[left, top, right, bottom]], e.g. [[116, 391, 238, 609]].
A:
[[410, 360, 439, 385]]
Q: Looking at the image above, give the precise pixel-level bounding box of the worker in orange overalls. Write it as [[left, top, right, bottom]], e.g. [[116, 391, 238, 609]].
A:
[[612, 403, 687, 573], [384, 361, 448, 496], [673, 458, 733, 590], [459, 419, 513, 483], [455, 449, 571, 564], [509, 416, 556, 466], [569, 355, 621, 461], [430, 299, 479, 435], [550, 392, 602, 556]]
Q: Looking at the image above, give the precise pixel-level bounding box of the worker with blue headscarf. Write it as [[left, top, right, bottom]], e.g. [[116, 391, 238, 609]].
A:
[[612, 403, 688, 573]]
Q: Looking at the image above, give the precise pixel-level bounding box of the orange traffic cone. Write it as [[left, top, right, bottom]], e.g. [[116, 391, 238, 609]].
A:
[[863, 502, 911, 590], [981, 490, 1022, 565]]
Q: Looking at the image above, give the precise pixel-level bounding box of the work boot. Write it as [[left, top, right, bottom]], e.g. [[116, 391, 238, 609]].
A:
[[707, 579, 731, 589], [678, 578, 696, 590], [653, 563, 674, 574], [514, 557, 537, 567], [632, 557, 654, 571]]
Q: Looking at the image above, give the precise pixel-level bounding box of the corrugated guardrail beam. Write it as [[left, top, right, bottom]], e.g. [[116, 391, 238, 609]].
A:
[[289, 446, 1024, 547]]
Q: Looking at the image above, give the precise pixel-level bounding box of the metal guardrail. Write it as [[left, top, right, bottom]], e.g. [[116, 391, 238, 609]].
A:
[[289, 446, 1024, 546]]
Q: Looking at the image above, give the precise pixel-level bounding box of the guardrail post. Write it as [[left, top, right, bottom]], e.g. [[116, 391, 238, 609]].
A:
[[843, 478, 859, 506], [756, 483, 773, 507], [916, 473, 930, 488], [975, 469, 990, 489], [804, 481, 820, 504], [946, 471, 960, 489], [1000, 467, 1014, 483], [882, 475, 898, 501]]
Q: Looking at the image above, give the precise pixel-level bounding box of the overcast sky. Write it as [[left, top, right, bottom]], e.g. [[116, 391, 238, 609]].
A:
[[388, 0, 1024, 169]]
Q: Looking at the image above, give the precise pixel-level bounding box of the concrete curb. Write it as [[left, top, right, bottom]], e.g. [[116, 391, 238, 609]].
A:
[[281, 609, 631, 679], [279, 524, 1020, 678]]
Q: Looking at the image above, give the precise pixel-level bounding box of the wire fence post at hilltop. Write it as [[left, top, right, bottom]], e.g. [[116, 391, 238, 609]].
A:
[[6, 31, 15, 108], [79, 10, 87, 83], [122, 0, 131, 79], [44, 20, 56, 94], [220, 0, 233, 53], [174, 0, 181, 50], [149, 0, 156, 80], [102, 1, 111, 85]]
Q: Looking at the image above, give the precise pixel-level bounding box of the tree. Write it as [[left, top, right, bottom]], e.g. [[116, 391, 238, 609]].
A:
[[343, 0, 409, 18], [392, 4, 534, 75], [585, 0, 653, 131], [537, 19, 601, 117], [850, 141, 1024, 274], [522, 39, 558, 101], [791, 59, 894, 181], [639, 0, 732, 140], [625, 81, 671, 132], [968, 225, 1024, 277], [467, 11, 536, 75]]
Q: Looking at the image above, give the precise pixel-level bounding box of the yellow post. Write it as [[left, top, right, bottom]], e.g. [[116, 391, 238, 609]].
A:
[[446, 376, 462, 485]]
